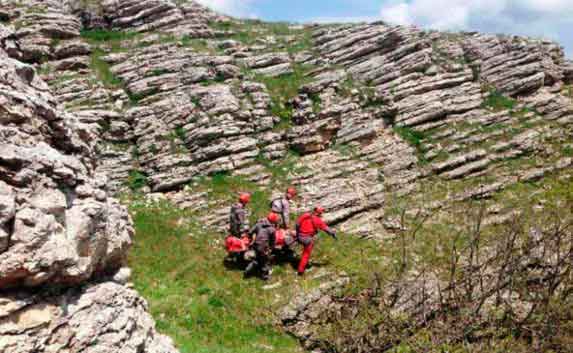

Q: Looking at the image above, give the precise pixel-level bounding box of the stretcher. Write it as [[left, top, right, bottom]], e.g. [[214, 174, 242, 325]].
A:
[[225, 229, 296, 254]]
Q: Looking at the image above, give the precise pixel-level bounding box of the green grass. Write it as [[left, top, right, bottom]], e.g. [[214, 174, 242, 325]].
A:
[[128, 201, 387, 353], [127, 170, 149, 191], [286, 28, 313, 54], [81, 29, 139, 43], [256, 150, 307, 189], [146, 68, 171, 77], [252, 64, 315, 130], [482, 90, 517, 112], [183, 37, 213, 53], [208, 19, 310, 52], [175, 127, 187, 141], [393, 126, 429, 164], [89, 48, 123, 88], [127, 88, 159, 105], [192, 173, 270, 224]]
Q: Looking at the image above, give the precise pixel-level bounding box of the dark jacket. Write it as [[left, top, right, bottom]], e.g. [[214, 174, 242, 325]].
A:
[[249, 218, 277, 252], [229, 203, 248, 237]]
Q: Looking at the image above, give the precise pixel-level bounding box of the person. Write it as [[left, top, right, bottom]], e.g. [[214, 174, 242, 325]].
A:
[[295, 206, 337, 276], [244, 213, 280, 280], [229, 193, 250, 237], [225, 193, 252, 260], [270, 187, 297, 230]]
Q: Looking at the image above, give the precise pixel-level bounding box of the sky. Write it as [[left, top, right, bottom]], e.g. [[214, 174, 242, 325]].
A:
[[195, 0, 573, 58]]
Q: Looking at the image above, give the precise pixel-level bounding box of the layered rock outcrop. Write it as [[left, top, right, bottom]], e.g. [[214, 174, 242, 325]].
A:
[[0, 3, 177, 351]]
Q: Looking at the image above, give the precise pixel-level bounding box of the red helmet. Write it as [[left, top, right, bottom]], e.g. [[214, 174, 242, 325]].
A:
[[239, 193, 251, 204], [286, 187, 297, 197], [313, 206, 325, 215], [267, 212, 280, 224]]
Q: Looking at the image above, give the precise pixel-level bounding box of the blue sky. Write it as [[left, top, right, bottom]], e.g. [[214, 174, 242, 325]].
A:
[[196, 0, 573, 58]]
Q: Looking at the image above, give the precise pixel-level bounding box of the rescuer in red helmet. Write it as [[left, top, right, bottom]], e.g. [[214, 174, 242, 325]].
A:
[[229, 192, 251, 237], [295, 206, 337, 276], [270, 186, 297, 230], [244, 212, 280, 281]]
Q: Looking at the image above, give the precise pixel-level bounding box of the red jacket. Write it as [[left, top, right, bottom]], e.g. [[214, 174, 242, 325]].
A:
[[296, 213, 333, 237]]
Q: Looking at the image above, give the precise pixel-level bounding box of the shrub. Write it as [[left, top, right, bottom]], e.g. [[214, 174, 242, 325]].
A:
[[127, 170, 149, 191]]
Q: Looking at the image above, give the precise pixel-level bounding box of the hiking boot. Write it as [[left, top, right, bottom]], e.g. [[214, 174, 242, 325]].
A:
[[244, 261, 257, 277]]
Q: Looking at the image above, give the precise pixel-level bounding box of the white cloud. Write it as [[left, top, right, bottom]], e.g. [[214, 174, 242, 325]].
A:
[[194, 0, 258, 18], [379, 0, 573, 57]]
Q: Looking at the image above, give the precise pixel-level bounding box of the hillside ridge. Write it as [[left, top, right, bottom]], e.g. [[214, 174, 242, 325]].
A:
[[1, 0, 573, 352]]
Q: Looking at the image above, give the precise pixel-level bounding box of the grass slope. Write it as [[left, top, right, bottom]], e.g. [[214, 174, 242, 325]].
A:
[[128, 201, 387, 353]]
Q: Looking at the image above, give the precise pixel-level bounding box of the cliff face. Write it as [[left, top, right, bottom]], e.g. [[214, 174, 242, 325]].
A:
[[0, 2, 176, 352], [0, 0, 572, 351]]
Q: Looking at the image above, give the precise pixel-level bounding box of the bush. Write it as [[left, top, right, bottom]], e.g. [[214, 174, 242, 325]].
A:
[[311, 175, 573, 352]]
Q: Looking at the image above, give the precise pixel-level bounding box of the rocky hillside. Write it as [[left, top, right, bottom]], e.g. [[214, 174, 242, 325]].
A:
[[1, 0, 573, 352]]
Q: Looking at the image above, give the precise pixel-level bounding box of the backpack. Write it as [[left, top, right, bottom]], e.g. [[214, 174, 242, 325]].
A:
[[269, 197, 283, 212], [295, 212, 319, 236]]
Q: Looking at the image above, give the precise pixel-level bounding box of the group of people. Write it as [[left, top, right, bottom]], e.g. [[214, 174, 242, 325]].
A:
[[227, 187, 337, 281]]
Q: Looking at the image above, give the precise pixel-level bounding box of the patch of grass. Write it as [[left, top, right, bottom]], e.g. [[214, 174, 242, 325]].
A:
[[37, 63, 52, 75], [362, 86, 383, 108], [200, 72, 228, 86], [27, 6, 48, 14], [175, 127, 187, 141], [482, 89, 517, 112], [146, 68, 170, 77], [256, 150, 305, 189], [181, 37, 213, 53], [107, 141, 131, 152], [393, 126, 432, 165], [81, 29, 139, 43], [194, 173, 268, 223], [208, 19, 306, 50], [308, 92, 322, 114], [128, 199, 386, 353], [89, 48, 123, 88], [338, 75, 357, 97], [252, 64, 315, 130], [81, 29, 140, 53], [286, 30, 313, 54], [127, 170, 149, 192], [50, 37, 61, 49], [393, 126, 428, 156], [331, 143, 360, 158], [127, 88, 159, 105]]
